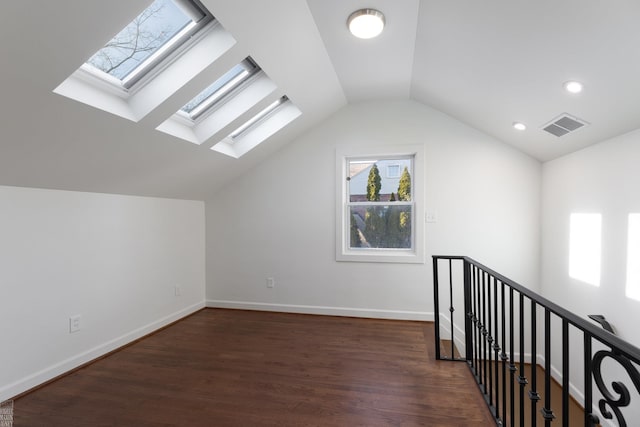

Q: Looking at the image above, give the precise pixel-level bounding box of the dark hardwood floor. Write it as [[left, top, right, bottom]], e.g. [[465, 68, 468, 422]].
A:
[[14, 309, 495, 426]]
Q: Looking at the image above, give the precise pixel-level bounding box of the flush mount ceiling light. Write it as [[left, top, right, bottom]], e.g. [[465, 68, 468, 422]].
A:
[[564, 81, 584, 94], [513, 122, 527, 131], [347, 9, 385, 39]]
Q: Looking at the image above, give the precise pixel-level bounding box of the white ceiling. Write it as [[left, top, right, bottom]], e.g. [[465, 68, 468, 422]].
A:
[[1, 1, 639, 199]]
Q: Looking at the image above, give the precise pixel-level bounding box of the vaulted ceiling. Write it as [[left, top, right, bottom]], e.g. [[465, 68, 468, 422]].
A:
[[1, 1, 638, 200]]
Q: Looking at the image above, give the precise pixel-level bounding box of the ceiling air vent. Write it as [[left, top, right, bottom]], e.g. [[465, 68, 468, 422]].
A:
[[542, 113, 589, 137]]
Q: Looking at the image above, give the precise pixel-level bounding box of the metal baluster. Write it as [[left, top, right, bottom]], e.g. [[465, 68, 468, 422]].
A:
[[472, 265, 478, 372], [475, 266, 482, 380], [518, 293, 527, 427], [433, 257, 441, 360], [542, 308, 554, 425], [464, 260, 473, 362], [562, 319, 569, 427], [530, 300, 540, 426], [494, 277, 500, 417], [501, 281, 507, 425], [488, 274, 494, 405], [509, 287, 516, 427], [584, 334, 593, 426], [449, 259, 455, 358], [482, 270, 488, 392]]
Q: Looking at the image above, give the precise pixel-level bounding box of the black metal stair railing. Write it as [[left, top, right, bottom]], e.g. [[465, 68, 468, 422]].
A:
[[433, 256, 640, 427]]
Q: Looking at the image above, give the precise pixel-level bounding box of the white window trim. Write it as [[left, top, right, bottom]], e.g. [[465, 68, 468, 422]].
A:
[[335, 145, 425, 264]]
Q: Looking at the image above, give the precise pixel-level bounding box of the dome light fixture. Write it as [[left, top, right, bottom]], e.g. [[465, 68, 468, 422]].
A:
[[564, 81, 584, 94], [513, 122, 527, 131], [347, 9, 385, 39]]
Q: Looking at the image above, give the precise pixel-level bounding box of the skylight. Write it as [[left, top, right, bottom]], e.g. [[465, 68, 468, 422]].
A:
[[84, 0, 213, 90], [230, 96, 290, 139], [210, 95, 301, 158], [179, 58, 259, 121], [57, 1, 302, 158]]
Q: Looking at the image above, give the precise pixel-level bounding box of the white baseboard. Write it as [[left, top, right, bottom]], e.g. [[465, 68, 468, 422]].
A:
[[206, 300, 433, 321], [1, 301, 205, 402], [542, 355, 586, 406]]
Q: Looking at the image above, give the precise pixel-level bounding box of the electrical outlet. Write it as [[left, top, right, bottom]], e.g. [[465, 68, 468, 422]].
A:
[[425, 211, 438, 223], [266, 277, 275, 288], [174, 285, 182, 296], [69, 315, 81, 333]]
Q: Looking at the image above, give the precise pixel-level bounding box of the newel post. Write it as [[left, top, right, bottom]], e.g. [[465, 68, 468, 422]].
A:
[[433, 256, 441, 360], [463, 258, 473, 362]]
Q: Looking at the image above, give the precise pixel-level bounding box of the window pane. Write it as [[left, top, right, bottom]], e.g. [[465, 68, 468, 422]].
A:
[[86, 0, 193, 80], [180, 59, 259, 120], [569, 213, 601, 286], [347, 158, 412, 202], [387, 164, 400, 178], [181, 64, 246, 115], [349, 205, 412, 249]]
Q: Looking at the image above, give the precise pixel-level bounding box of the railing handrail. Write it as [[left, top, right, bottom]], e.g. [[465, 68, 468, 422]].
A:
[[433, 255, 640, 363]]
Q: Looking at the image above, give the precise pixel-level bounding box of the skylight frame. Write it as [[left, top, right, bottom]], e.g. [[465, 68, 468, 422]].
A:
[[177, 57, 261, 123], [229, 96, 290, 140], [82, 0, 215, 94]]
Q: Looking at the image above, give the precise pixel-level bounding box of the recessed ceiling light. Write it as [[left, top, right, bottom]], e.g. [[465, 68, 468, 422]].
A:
[[564, 81, 583, 94], [513, 122, 527, 131], [347, 9, 385, 39]]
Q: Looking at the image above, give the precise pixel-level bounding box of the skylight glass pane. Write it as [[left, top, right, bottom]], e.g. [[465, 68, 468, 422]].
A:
[[180, 58, 258, 120], [86, 0, 194, 82], [181, 65, 245, 114]]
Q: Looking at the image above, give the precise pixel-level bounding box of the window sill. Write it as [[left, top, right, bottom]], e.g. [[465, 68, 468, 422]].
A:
[[337, 249, 424, 264]]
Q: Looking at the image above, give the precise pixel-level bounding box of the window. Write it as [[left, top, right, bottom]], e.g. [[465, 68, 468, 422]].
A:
[[211, 96, 301, 158], [386, 164, 400, 178], [336, 147, 424, 263], [228, 96, 289, 140], [83, 0, 213, 91], [178, 58, 259, 122], [626, 214, 640, 301], [569, 213, 602, 286], [55, 0, 230, 123]]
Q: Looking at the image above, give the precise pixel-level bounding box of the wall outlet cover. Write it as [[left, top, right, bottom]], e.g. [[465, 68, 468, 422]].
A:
[[69, 315, 81, 333]]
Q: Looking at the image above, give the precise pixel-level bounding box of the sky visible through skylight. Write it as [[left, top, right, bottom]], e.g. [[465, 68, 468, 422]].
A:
[[86, 0, 191, 80]]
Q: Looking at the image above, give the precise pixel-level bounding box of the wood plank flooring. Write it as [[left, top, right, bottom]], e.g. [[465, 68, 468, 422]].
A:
[[441, 340, 587, 427], [14, 309, 495, 426]]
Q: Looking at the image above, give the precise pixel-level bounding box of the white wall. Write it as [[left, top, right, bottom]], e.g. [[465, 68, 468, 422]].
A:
[[206, 100, 541, 319], [0, 186, 205, 401], [541, 129, 640, 424], [542, 128, 640, 346]]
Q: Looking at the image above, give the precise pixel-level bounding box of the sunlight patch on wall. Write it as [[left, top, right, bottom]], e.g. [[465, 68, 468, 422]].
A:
[[626, 214, 640, 301], [569, 213, 601, 286]]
